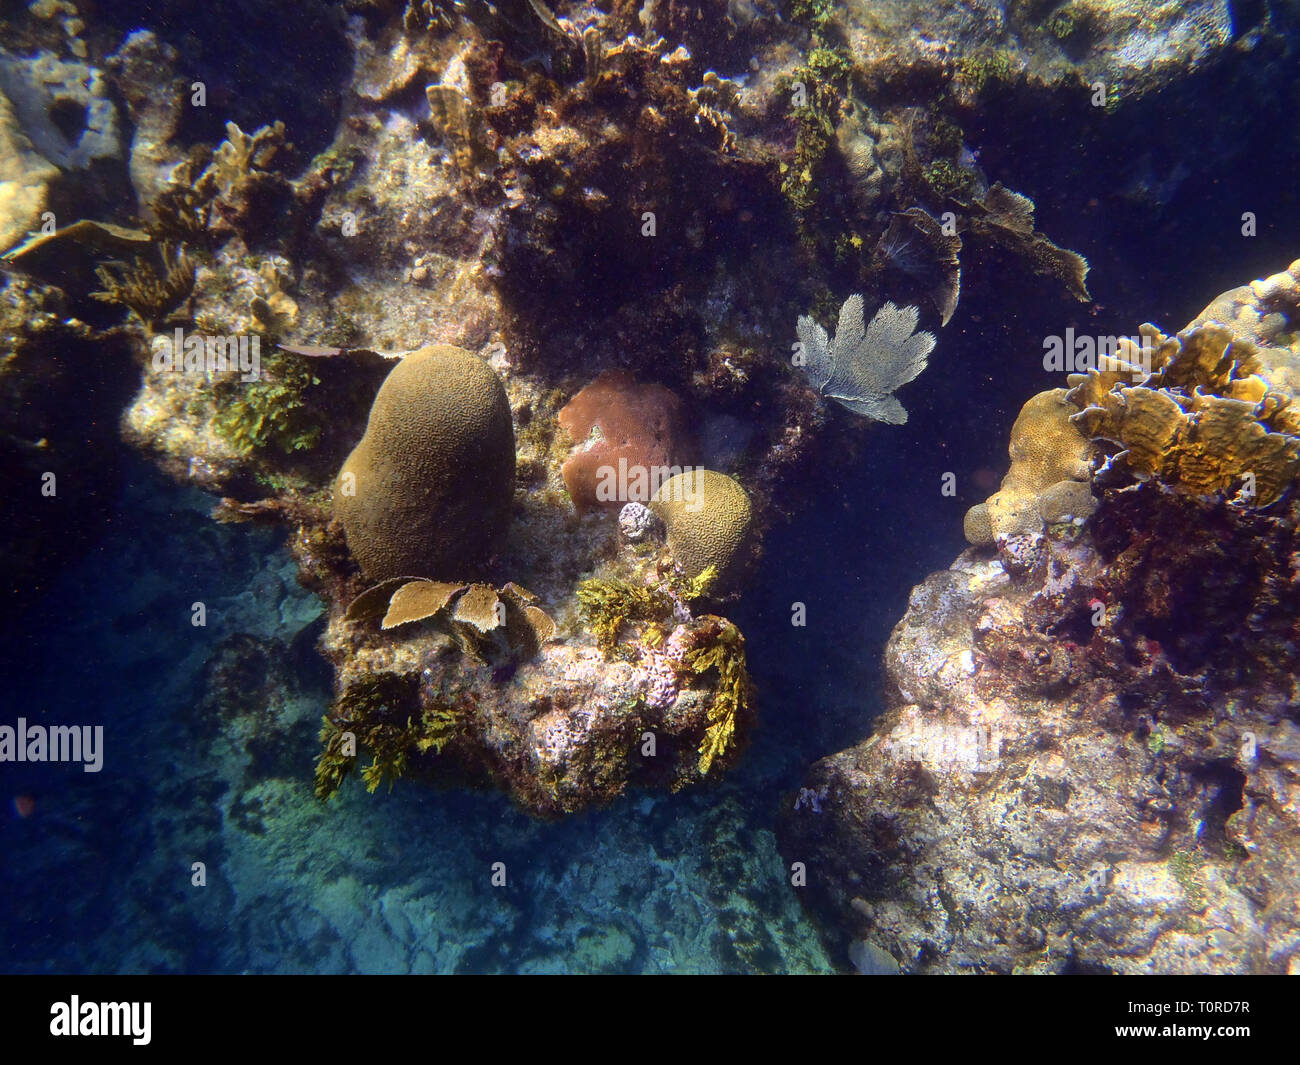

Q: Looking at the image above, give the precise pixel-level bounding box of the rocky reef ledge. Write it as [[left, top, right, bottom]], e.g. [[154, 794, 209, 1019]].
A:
[[780, 260, 1300, 974]]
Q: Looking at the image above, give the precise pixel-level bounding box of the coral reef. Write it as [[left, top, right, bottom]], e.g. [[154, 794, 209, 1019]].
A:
[[13, 0, 1293, 837], [838, 0, 1236, 105], [313, 558, 750, 815], [1067, 322, 1300, 506], [334, 344, 515, 581], [780, 260, 1300, 973]]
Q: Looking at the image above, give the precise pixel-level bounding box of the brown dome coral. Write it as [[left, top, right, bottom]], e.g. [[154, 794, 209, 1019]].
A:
[[557, 370, 694, 511], [964, 388, 1093, 545], [334, 345, 515, 580], [650, 468, 754, 583]]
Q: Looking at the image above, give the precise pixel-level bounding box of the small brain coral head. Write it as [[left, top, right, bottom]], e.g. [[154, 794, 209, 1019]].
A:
[[650, 468, 754, 584], [334, 344, 515, 580], [558, 370, 695, 511]]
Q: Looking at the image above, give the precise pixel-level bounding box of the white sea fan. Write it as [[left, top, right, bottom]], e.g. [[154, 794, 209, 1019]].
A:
[[795, 294, 935, 425]]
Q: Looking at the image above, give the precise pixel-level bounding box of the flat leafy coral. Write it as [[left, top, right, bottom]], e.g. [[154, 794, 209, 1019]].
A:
[[345, 577, 556, 662], [1067, 323, 1300, 505]]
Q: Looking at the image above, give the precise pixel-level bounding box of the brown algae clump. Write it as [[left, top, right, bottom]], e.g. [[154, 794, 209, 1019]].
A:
[[334, 345, 515, 580]]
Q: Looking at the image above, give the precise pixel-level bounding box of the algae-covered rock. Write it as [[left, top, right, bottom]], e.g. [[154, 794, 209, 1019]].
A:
[[334, 345, 514, 580], [0, 50, 120, 172], [650, 468, 754, 584]]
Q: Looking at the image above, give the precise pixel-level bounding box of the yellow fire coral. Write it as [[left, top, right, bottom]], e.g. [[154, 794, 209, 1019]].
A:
[[968, 264, 1300, 546], [1066, 323, 1300, 505], [964, 388, 1093, 544]]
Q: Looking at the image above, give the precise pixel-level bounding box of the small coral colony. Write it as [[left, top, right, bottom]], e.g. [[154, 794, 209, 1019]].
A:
[[4, 0, 1300, 972]]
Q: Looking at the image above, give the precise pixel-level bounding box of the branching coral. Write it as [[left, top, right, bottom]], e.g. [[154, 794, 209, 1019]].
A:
[[90, 241, 194, 327], [147, 151, 213, 244], [191, 120, 292, 243], [196, 120, 286, 200], [969, 288, 1300, 549]]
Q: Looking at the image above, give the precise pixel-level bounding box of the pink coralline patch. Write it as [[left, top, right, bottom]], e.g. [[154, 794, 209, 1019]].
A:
[[639, 625, 692, 710], [557, 369, 694, 511]]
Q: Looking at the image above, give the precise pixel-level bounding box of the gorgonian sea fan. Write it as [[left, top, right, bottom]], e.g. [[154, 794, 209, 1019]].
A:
[[796, 294, 936, 424]]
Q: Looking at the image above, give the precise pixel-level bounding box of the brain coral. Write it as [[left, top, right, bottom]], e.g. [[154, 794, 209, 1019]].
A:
[[334, 345, 515, 580], [964, 388, 1093, 545], [650, 468, 754, 582], [558, 370, 694, 511]]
